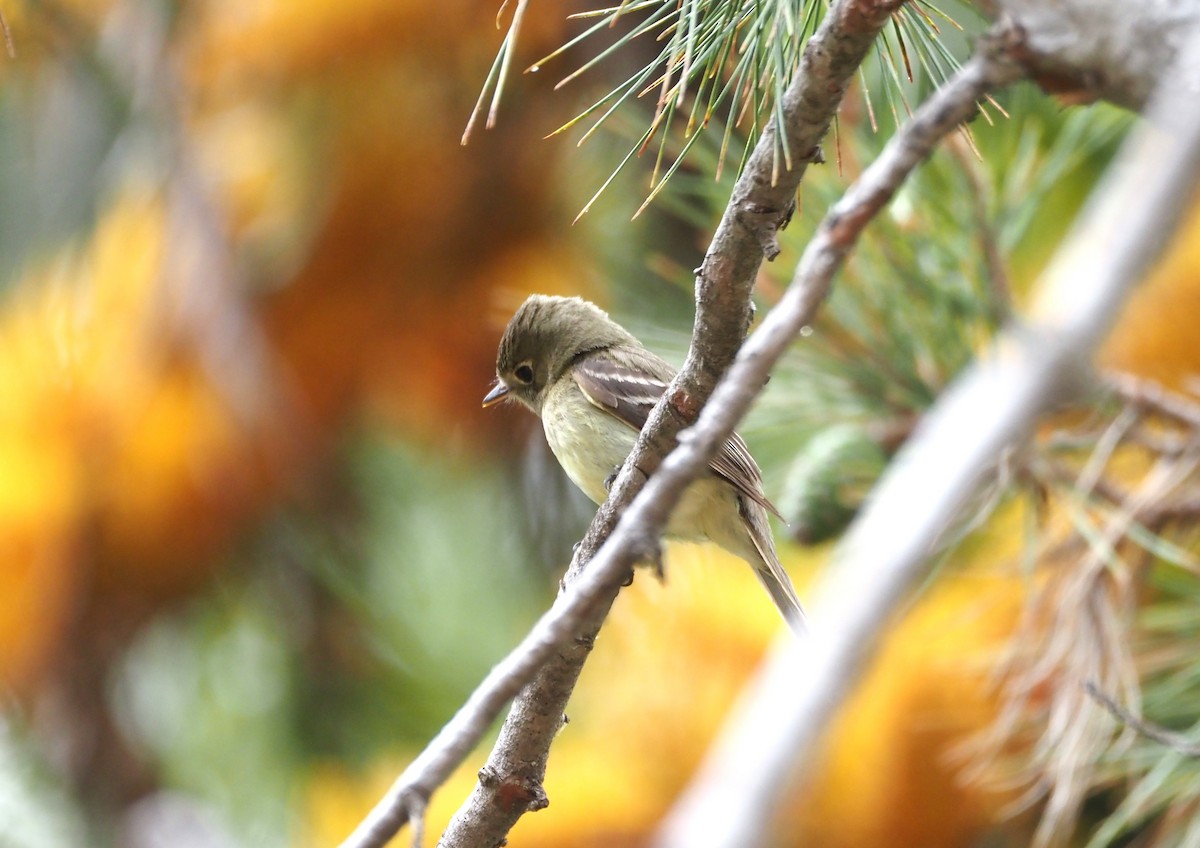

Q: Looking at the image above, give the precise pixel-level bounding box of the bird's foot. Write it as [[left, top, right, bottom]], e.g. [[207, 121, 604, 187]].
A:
[[633, 533, 665, 582]]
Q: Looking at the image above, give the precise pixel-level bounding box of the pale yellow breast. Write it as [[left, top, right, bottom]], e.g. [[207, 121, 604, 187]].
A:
[[540, 376, 755, 556], [541, 377, 636, 506]]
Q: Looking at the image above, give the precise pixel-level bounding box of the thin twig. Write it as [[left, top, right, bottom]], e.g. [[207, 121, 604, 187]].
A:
[[657, 18, 1200, 848], [407, 797, 427, 848], [1105, 371, 1200, 430], [1086, 681, 1200, 757]]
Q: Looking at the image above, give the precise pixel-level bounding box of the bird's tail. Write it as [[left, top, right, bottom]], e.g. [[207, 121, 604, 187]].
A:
[[742, 503, 808, 636]]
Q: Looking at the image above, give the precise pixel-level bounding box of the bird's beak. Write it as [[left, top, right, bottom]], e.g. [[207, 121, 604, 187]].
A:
[[482, 381, 510, 408]]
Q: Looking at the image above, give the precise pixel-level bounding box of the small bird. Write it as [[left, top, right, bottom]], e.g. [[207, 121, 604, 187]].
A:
[[483, 294, 806, 633]]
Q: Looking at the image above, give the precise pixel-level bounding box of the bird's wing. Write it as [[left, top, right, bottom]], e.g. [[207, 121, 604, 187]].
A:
[[572, 354, 783, 519], [710, 433, 784, 520], [571, 354, 665, 432]]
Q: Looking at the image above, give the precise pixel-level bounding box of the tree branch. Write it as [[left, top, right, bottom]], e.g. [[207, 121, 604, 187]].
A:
[[657, 21, 1200, 848], [339, 2, 907, 846], [980, 0, 1200, 109], [439, 1, 911, 845]]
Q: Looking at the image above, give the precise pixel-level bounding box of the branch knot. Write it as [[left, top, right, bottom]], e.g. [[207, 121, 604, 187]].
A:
[[477, 768, 549, 815], [735, 200, 796, 261]]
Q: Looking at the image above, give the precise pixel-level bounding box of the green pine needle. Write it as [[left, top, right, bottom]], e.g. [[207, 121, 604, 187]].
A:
[[468, 0, 976, 213]]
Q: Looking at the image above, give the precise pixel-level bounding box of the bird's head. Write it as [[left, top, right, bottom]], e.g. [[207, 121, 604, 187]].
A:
[[482, 294, 635, 413]]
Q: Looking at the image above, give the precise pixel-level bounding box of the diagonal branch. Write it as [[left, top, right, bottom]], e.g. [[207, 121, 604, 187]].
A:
[[440, 4, 913, 847], [339, 1, 907, 846], [657, 20, 1200, 848]]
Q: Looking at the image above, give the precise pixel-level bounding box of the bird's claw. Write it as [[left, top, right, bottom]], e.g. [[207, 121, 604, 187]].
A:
[[635, 534, 665, 582]]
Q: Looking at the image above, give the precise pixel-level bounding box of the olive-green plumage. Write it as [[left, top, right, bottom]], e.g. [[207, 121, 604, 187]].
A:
[[484, 295, 806, 633]]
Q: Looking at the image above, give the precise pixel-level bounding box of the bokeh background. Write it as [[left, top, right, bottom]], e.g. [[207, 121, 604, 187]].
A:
[[3, 1, 1200, 847]]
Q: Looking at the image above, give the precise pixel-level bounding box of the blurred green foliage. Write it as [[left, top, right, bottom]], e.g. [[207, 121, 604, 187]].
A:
[[96, 438, 552, 844], [8, 1, 1192, 846]]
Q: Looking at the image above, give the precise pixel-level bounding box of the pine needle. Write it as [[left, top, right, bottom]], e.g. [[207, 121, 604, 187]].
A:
[[469, 0, 973, 212]]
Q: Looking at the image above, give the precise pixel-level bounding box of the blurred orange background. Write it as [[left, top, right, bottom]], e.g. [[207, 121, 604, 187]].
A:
[[2, 2, 1199, 847]]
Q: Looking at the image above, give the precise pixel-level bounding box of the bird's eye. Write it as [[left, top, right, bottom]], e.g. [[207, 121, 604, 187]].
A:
[[514, 363, 535, 384]]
